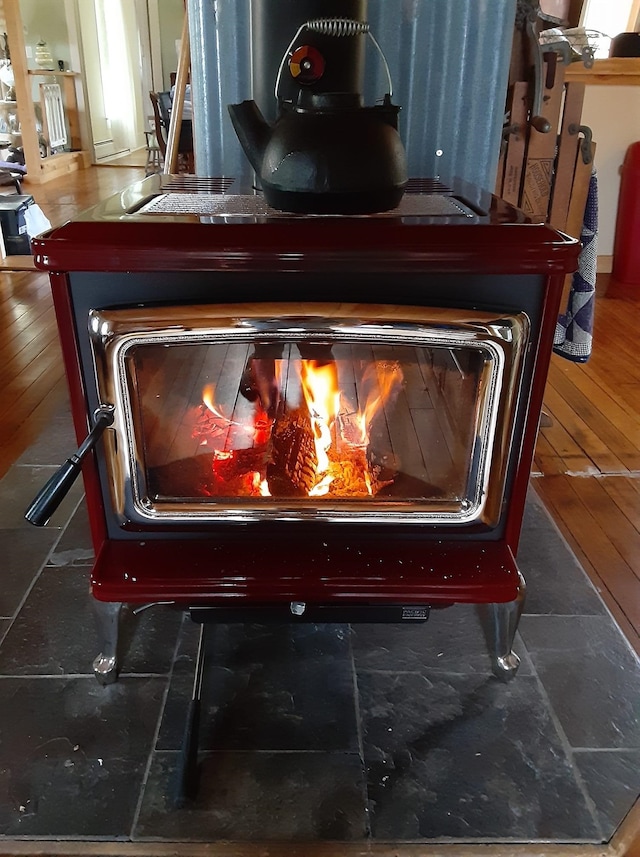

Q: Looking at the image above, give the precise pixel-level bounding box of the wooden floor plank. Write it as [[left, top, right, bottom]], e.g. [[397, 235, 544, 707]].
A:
[[551, 357, 640, 444], [599, 476, 640, 533], [0, 374, 69, 476], [532, 430, 567, 475], [547, 365, 640, 471], [587, 348, 640, 387], [0, 320, 60, 384], [540, 384, 625, 474]]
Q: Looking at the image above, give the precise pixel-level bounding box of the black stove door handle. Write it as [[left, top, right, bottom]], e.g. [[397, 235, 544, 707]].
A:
[[25, 405, 115, 527]]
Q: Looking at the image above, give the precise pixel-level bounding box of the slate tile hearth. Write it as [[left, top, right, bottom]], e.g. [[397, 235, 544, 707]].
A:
[[0, 403, 639, 845]]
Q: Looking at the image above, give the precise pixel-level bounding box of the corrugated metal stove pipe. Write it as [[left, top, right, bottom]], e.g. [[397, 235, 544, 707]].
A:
[[250, 0, 368, 121], [187, 0, 367, 179], [187, 0, 516, 192]]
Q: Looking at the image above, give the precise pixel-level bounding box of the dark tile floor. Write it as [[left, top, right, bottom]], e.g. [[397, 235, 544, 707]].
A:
[[0, 403, 639, 845]]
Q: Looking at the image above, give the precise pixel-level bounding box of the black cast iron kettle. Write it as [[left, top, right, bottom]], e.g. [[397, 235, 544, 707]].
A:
[[228, 18, 408, 214]]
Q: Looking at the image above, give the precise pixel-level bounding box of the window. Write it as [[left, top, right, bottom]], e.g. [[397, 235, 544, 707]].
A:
[[581, 0, 639, 56]]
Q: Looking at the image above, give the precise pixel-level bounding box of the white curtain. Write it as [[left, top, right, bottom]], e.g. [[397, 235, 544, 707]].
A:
[[93, 0, 144, 152]]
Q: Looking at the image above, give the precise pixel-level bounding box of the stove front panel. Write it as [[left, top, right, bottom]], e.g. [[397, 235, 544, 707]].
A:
[[63, 266, 556, 546], [90, 303, 529, 530]]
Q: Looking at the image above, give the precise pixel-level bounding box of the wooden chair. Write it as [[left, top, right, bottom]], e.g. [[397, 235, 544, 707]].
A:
[[0, 160, 26, 194], [149, 91, 168, 163], [149, 91, 194, 174], [143, 129, 162, 176]]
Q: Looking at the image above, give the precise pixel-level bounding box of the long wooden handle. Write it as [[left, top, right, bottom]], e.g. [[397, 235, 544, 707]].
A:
[[165, 11, 191, 174]]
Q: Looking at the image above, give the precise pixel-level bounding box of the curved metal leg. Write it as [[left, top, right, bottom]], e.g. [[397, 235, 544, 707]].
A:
[[92, 600, 122, 685], [488, 578, 526, 682]]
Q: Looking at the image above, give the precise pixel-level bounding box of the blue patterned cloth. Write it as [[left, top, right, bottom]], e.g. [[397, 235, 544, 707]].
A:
[[553, 170, 598, 363]]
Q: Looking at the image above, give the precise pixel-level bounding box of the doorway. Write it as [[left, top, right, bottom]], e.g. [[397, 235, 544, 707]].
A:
[[74, 0, 149, 161]]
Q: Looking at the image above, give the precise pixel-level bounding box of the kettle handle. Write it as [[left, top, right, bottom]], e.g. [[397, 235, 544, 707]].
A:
[[274, 18, 394, 103]]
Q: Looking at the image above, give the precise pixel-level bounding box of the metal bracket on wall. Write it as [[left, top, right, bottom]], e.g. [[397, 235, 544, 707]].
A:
[[570, 123, 594, 165]]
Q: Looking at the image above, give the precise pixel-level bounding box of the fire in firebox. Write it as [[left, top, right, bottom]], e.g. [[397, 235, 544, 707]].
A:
[[150, 348, 430, 501], [88, 303, 529, 527]]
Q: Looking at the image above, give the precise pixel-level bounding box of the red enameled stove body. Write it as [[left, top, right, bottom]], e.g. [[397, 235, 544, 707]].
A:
[[31, 175, 578, 633]]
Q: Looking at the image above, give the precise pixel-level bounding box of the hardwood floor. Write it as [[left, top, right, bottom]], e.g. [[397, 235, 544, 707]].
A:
[[0, 267, 66, 475], [0, 165, 146, 476], [534, 279, 640, 654], [1, 166, 639, 654]]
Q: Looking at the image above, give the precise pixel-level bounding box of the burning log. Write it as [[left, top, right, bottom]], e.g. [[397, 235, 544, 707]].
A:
[[151, 408, 321, 499], [150, 387, 417, 500], [266, 407, 318, 496]]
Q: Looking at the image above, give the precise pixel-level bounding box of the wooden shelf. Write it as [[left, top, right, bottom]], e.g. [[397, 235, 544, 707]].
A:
[[565, 58, 640, 85], [27, 69, 80, 77], [1, 0, 89, 184], [0, 254, 35, 270]]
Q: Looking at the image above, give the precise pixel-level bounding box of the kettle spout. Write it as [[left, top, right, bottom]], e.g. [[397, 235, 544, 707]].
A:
[[228, 100, 272, 174]]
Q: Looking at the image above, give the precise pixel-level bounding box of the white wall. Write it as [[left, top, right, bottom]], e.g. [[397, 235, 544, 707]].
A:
[[20, 0, 72, 72], [112, 0, 148, 152], [157, 0, 184, 90], [581, 86, 640, 261], [76, 0, 110, 152]]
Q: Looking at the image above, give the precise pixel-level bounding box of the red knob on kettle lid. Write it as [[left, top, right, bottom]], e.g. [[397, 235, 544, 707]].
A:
[[289, 45, 325, 84]]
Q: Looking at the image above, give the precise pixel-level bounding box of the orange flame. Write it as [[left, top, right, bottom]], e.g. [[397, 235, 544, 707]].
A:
[[202, 383, 226, 420], [199, 356, 403, 498], [300, 360, 341, 492], [354, 361, 404, 445], [202, 382, 269, 443]]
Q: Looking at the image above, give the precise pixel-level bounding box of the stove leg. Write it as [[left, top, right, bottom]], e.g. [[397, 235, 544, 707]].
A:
[[488, 582, 526, 682], [92, 600, 122, 685]]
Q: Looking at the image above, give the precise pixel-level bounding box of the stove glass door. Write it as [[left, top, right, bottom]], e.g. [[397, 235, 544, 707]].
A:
[[89, 304, 529, 526]]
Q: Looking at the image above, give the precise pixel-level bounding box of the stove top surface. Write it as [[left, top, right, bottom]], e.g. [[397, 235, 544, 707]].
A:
[[136, 188, 476, 220], [31, 174, 580, 276], [78, 174, 505, 225]]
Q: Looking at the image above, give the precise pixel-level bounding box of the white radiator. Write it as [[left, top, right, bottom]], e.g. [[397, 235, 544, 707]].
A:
[[40, 83, 68, 151]]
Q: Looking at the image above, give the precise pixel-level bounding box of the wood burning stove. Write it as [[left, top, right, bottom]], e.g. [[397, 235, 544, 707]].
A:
[[27, 174, 578, 692]]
